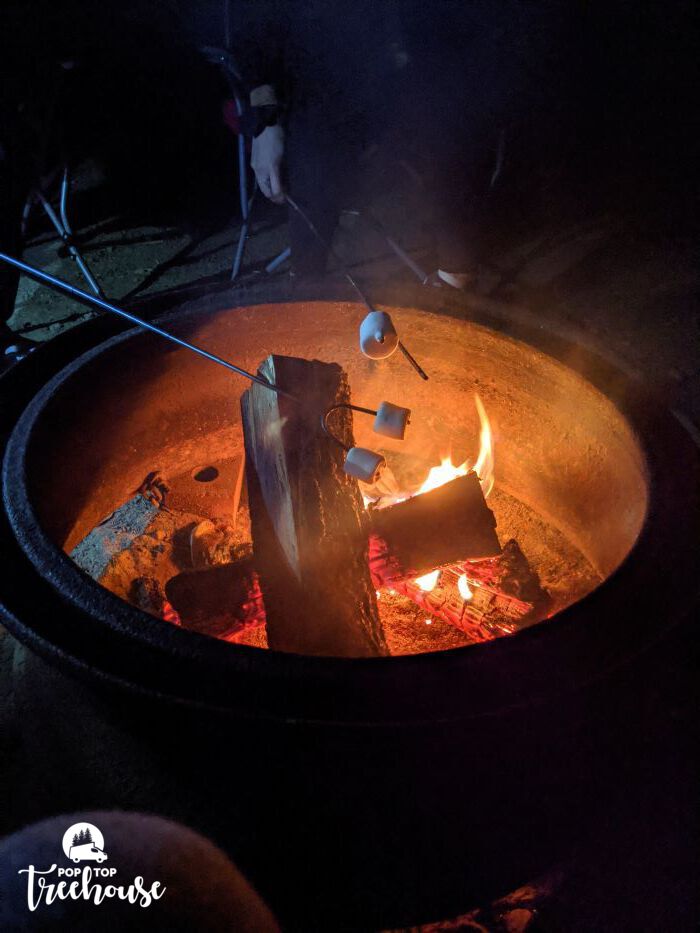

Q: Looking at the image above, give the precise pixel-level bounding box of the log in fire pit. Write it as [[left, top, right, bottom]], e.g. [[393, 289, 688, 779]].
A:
[[1, 281, 698, 929]]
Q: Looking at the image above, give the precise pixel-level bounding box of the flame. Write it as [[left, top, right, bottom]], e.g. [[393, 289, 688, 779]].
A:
[[416, 456, 469, 495], [406, 397, 494, 595], [415, 569, 440, 591], [473, 394, 494, 498], [414, 394, 494, 499], [457, 574, 473, 601], [361, 395, 493, 512]]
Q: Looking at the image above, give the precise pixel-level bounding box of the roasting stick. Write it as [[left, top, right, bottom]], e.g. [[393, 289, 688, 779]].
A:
[[284, 195, 429, 381], [0, 251, 418, 478], [0, 251, 295, 399]]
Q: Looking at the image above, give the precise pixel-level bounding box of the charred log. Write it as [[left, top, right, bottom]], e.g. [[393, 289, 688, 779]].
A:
[[368, 471, 501, 578], [241, 354, 387, 657], [166, 559, 264, 639], [369, 536, 551, 639], [131, 575, 182, 627]]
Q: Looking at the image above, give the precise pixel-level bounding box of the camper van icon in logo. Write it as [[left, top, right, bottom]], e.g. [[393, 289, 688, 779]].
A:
[[62, 822, 108, 864]]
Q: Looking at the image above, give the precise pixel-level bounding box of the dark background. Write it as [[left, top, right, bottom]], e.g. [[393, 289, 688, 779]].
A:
[[2, 1, 698, 229]]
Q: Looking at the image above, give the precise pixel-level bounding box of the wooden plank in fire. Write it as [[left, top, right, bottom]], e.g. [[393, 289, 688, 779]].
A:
[[241, 354, 388, 657], [368, 471, 501, 577]]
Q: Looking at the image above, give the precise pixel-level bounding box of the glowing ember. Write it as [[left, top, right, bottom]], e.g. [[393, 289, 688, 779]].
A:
[[415, 569, 440, 591], [457, 574, 473, 601]]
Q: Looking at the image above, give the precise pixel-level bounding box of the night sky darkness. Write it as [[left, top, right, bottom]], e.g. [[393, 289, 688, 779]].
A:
[[1, 1, 697, 226]]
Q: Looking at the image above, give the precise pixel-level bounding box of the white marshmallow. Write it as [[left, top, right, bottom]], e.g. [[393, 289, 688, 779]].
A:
[[359, 311, 399, 360], [374, 401, 411, 440], [344, 447, 386, 483]]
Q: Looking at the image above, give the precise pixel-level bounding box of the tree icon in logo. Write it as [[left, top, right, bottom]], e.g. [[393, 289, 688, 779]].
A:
[[62, 823, 108, 864]]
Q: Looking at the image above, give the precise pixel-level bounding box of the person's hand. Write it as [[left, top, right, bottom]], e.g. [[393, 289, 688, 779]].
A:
[[251, 125, 285, 203]]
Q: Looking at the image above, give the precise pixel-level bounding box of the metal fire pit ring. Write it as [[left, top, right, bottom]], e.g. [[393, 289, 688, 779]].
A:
[[3, 280, 697, 724], [1, 279, 698, 929]]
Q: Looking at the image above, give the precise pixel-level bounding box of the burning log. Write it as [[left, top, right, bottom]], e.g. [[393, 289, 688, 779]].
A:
[[130, 576, 182, 627], [241, 354, 387, 657], [368, 471, 501, 578], [461, 539, 552, 610], [166, 536, 550, 646], [165, 559, 265, 638], [369, 537, 551, 640]]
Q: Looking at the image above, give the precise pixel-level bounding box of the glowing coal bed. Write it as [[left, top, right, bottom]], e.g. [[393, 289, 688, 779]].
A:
[[55, 300, 647, 657]]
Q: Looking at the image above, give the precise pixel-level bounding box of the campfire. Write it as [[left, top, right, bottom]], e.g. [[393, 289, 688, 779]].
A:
[[19, 292, 647, 665], [365, 400, 549, 641], [68, 326, 602, 657]]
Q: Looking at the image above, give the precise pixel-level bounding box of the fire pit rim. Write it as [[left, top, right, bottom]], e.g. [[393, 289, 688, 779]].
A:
[[2, 280, 698, 726]]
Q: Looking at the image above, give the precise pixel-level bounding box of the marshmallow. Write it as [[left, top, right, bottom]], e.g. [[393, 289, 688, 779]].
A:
[[359, 311, 399, 360], [343, 447, 386, 483], [373, 401, 411, 440]]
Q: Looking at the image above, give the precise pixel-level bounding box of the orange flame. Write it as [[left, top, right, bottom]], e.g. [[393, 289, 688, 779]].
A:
[[409, 396, 494, 595], [416, 394, 494, 499], [473, 394, 494, 498], [416, 457, 469, 496]]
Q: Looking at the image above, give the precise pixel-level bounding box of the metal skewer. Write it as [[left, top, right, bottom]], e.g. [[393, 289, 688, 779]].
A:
[[285, 195, 429, 380], [320, 402, 379, 450], [0, 251, 295, 399]]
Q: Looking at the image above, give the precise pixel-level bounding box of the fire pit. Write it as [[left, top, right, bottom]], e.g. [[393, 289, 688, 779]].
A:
[[2, 281, 698, 928], [8, 291, 649, 653]]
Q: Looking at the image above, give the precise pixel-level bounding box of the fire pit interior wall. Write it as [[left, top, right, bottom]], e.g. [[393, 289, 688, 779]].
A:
[[25, 302, 648, 604]]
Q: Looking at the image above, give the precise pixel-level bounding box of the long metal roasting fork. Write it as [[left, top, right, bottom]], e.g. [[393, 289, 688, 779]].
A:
[[284, 195, 429, 381], [0, 252, 295, 399], [0, 251, 413, 479]]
